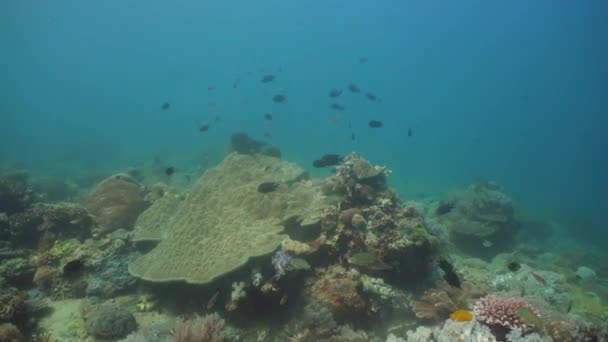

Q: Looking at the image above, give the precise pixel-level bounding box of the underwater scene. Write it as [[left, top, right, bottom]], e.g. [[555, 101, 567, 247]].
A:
[[1, 1, 607, 341]]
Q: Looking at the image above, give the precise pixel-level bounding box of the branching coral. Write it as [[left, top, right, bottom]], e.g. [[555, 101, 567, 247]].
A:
[[474, 295, 540, 331]]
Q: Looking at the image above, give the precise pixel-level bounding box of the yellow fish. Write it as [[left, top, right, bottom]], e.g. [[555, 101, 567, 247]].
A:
[[450, 309, 473, 322]]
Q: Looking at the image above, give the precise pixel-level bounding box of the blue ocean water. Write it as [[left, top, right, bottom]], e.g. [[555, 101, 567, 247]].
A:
[[1, 0, 607, 245]]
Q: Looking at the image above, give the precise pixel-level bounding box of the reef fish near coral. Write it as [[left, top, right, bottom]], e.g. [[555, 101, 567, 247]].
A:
[[348, 252, 392, 271], [257, 182, 280, 193], [450, 309, 473, 322], [313, 154, 342, 168]]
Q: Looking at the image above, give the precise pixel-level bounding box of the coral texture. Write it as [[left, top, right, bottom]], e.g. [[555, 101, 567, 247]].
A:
[[84, 304, 137, 339], [129, 153, 329, 284], [132, 185, 182, 242], [434, 181, 516, 238], [172, 313, 225, 342], [84, 174, 146, 233], [474, 295, 539, 331]]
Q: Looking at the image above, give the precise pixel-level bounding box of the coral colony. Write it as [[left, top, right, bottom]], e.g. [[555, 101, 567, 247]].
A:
[[0, 141, 606, 341]]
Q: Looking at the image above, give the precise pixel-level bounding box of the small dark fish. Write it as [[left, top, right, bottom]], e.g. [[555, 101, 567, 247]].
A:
[[329, 103, 345, 111], [272, 94, 286, 103], [313, 154, 342, 168], [257, 182, 280, 193], [207, 86, 215, 91], [196, 120, 210, 132], [261, 74, 275, 83], [407, 127, 413, 137], [347, 83, 360, 93], [351, 133, 356, 141], [161, 102, 170, 110], [366, 92, 378, 101], [329, 88, 343, 98], [233, 78, 240, 88], [206, 291, 219, 310], [507, 261, 521, 272], [165, 166, 175, 176], [368, 120, 383, 128], [359, 57, 368, 64], [438, 257, 461, 288], [264, 113, 273, 121]]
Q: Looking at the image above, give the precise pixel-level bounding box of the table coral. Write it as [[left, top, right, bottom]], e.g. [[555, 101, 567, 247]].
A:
[[129, 153, 329, 284]]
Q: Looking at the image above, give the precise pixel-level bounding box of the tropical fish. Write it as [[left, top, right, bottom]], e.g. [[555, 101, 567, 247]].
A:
[[264, 113, 273, 121], [261, 74, 276, 83], [368, 120, 383, 128], [438, 257, 461, 288], [257, 182, 280, 193], [196, 120, 210, 132], [329, 88, 343, 98], [450, 309, 473, 322], [206, 291, 219, 310], [347, 83, 360, 93], [515, 307, 542, 329], [313, 154, 342, 168], [165, 166, 175, 176], [507, 261, 521, 272], [530, 272, 546, 285], [408, 128, 413, 137], [161, 102, 170, 110], [349, 252, 392, 271], [329, 103, 345, 111], [366, 92, 378, 101]]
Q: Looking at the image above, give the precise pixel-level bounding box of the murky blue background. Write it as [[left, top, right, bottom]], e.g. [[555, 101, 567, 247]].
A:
[[2, 0, 606, 244]]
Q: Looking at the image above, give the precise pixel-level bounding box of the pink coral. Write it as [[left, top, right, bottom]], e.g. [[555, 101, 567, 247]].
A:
[[474, 295, 540, 331]]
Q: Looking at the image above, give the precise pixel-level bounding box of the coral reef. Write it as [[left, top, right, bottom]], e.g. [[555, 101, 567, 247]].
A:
[[84, 174, 147, 233], [431, 181, 518, 253], [306, 266, 368, 321], [2, 150, 607, 342], [132, 184, 183, 242], [228, 132, 281, 158], [474, 295, 540, 331], [86, 241, 139, 298], [129, 153, 329, 284], [0, 322, 24, 342], [410, 288, 457, 321], [171, 313, 225, 342], [84, 304, 137, 339], [0, 172, 32, 215]]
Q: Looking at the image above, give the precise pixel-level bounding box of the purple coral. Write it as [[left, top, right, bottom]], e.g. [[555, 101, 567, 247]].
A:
[[272, 250, 292, 280], [474, 295, 540, 331]]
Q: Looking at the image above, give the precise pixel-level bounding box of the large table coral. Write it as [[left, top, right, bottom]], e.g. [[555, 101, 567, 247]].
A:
[[129, 153, 329, 284]]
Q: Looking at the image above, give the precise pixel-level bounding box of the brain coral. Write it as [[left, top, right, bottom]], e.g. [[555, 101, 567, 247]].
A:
[[129, 153, 329, 284], [84, 174, 147, 232]]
